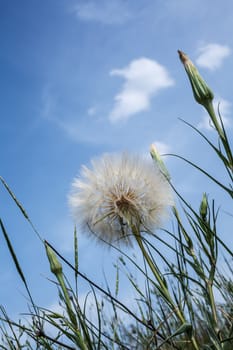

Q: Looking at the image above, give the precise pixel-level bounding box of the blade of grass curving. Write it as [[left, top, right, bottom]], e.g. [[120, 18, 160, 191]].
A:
[[173, 208, 211, 282], [74, 226, 78, 298], [49, 239, 181, 350], [0, 306, 22, 349], [157, 300, 175, 346], [0, 310, 77, 350], [170, 182, 233, 262], [83, 315, 130, 350], [68, 287, 130, 350], [217, 105, 233, 171], [103, 272, 119, 332], [141, 234, 190, 277], [144, 227, 205, 287], [167, 154, 233, 198], [89, 226, 161, 284], [133, 227, 179, 312], [0, 177, 43, 241], [178, 118, 232, 179], [216, 235, 233, 258], [89, 286, 102, 350], [184, 209, 214, 264], [0, 219, 27, 285], [36, 329, 77, 349], [0, 176, 29, 219], [146, 226, 192, 259], [114, 229, 197, 349], [126, 273, 146, 298], [90, 225, 187, 296], [43, 316, 83, 348], [175, 242, 196, 326], [44, 240, 168, 340], [187, 206, 219, 273], [156, 322, 193, 350], [0, 315, 20, 349], [82, 309, 130, 350], [182, 203, 218, 276], [142, 254, 154, 327], [38, 312, 79, 349], [66, 281, 97, 348], [74, 289, 96, 350], [0, 218, 42, 332]]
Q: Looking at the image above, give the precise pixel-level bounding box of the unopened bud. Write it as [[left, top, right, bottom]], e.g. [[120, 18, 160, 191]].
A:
[[178, 50, 214, 107], [150, 144, 171, 180], [45, 242, 63, 276], [199, 193, 208, 221]]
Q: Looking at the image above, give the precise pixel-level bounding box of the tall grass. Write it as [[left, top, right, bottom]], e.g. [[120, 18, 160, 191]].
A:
[[0, 51, 232, 349]]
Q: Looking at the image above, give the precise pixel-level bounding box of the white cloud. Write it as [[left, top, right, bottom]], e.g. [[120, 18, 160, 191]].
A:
[[109, 57, 174, 122], [72, 0, 131, 24], [198, 97, 232, 130], [196, 43, 231, 70]]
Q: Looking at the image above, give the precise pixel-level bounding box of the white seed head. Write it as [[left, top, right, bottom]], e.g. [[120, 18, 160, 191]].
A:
[[69, 153, 173, 246]]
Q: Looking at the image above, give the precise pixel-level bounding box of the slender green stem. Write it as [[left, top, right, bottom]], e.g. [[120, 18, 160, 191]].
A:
[[207, 279, 218, 333], [204, 101, 225, 140], [205, 101, 233, 172], [132, 226, 199, 347], [132, 226, 199, 350], [134, 231, 173, 304]]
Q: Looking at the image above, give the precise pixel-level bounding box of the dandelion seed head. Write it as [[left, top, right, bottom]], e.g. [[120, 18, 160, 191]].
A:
[[69, 153, 173, 246]]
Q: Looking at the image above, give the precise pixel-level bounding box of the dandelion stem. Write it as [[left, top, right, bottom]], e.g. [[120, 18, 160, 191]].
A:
[[132, 225, 200, 350], [133, 227, 173, 304]]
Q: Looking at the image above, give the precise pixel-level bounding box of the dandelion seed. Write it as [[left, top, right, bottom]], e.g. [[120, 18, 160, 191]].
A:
[[69, 153, 173, 246]]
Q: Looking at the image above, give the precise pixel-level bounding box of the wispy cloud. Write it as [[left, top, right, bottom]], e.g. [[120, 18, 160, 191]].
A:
[[41, 85, 57, 121], [109, 58, 174, 122], [72, 0, 131, 25], [40, 86, 132, 146], [196, 43, 231, 70], [198, 97, 232, 130]]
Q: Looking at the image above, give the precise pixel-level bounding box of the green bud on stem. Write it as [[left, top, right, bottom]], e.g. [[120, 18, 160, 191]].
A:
[[150, 144, 171, 181], [178, 50, 226, 141], [178, 50, 214, 107], [199, 192, 208, 221], [45, 241, 63, 276]]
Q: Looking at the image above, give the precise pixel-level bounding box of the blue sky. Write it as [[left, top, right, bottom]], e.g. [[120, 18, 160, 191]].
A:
[[0, 0, 233, 322]]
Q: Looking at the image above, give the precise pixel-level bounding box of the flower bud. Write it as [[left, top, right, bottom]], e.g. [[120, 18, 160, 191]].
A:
[[199, 193, 208, 221], [150, 144, 171, 180], [45, 242, 63, 276], [178, 50, 214, 107]]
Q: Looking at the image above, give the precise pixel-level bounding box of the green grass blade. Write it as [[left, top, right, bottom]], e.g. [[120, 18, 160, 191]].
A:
[[0, 218, 27, 285]]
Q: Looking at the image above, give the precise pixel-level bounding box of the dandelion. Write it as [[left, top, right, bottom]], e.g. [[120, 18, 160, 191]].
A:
[[69, 153, 173, 246]]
